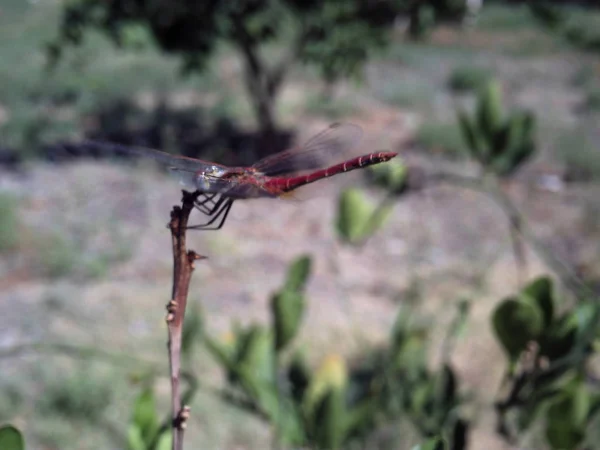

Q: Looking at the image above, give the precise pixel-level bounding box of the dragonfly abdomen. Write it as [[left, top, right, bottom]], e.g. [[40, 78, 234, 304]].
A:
[[268, 151, 397, 193]]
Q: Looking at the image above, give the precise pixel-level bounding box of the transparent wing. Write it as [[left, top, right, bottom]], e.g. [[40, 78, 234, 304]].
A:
[[78, 140, 221, 172], [252, 123, 363, 176], [168, 166, 247, 196]]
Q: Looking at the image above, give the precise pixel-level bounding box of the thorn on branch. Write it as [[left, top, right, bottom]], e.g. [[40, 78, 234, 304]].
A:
[[187, 250, 207, 268]]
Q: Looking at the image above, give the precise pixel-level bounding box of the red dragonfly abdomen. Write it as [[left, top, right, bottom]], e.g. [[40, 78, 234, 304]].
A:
[[265, 151, 398, 193]]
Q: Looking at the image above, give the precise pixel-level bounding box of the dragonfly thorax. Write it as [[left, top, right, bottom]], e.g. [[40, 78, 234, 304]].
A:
[[196, 165, 228, 193]]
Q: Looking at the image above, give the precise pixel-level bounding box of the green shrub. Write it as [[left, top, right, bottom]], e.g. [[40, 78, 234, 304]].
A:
[[457, 80, 536, 176], [562, 13, 600, 52], [447, 65, 493, 93], [37, 369, 113, 421]]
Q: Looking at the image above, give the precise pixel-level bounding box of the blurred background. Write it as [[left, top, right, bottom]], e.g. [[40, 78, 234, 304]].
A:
[[2, 0, 600, 449]]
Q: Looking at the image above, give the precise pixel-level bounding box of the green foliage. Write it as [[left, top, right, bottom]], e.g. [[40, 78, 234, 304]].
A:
[[458, 81, 536, 176], [407, 0, 467, 40], [0, 194, 20, 253], [0, 425, 24, 450], [493, 297, 543, 362], [50, 0, 463, 136], [37, 369, 113, 421], [383, 309, 467, 448], [447, 65, 493, 93], [335, 188, 393, 245], [531, 4, 600, 52], [204, 257, 470, 449], [50, 0, 408, 134], [368, 159, 409, 195], [408, 4, 436, 40], [413, 437, 447, 450], [271, 255, 311, 351], [127, 386, 171, 450], [493, 276, 600, 446], [545, 379, 591, 450]]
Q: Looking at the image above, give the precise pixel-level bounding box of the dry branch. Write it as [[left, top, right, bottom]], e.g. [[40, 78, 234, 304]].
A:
[[166, 190, 205, 450]]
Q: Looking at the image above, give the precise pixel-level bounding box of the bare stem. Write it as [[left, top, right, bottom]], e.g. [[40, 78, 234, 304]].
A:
[[167, 190, 204, 450]]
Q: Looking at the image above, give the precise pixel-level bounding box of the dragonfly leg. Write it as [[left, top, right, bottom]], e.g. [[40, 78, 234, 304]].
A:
[[194, 193, 219, 215], [187, 198, 234, 231], [194, 194, 227, 217]]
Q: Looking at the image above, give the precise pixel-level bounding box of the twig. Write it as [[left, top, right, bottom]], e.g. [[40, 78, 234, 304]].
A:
[[150, 370, 200, 450], [166, 190, 205, 450]]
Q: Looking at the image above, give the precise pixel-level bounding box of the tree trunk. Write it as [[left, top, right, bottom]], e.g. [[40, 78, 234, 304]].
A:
[[232, 23, 281, 159]]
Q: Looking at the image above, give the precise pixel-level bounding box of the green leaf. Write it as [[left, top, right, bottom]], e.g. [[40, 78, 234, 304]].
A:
[[272, 289, 305, 351], [0, 425, 24, 450], [237, 326, 274, 385], [204, 333, 236, 373], [127, 424, 145, 450], [492, 297, 543, 361], [492, 110, 536, 175], [573, 302, 600, 345], [156, 429, 173, 450], [344, 398, 378, 439], [305, 355, 348, 415], [522, 276, 554, 327], [312, 389, 346, 450], [131, 387, 159, 445], [434, 364, 457, 411], [412, 436, 447, 450], [288, 352, 311, 404], [336, 188, 374, 244], [284, 255, 312, 292], [476, 80, 504, 145], [457, 109, 485, 162], [368, 159, 408, 194], [410, 380, 433, 416], [539, 313, 578, 361], [546, 382, 590, 449]]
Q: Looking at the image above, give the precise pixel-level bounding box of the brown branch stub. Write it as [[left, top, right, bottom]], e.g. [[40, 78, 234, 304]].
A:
[[173, 405, 192, 430], [166, 300, 177, 323], [167, 190, 203, 450]]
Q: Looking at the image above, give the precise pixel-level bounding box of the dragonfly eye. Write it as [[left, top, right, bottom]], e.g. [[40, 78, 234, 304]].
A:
[[208, 166, 226, 178]]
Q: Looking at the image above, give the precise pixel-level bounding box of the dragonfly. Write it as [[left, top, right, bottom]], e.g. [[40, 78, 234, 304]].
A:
[[82, 123, 397, 230]]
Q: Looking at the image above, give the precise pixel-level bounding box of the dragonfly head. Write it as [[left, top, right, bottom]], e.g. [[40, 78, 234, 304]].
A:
[[197, 165, 227, 193]]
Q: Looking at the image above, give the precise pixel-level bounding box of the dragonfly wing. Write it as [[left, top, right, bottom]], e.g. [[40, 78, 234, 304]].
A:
[[167, 167, 248, 196], [79, 140, 218, 172], [252, 123, 363, 176]]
